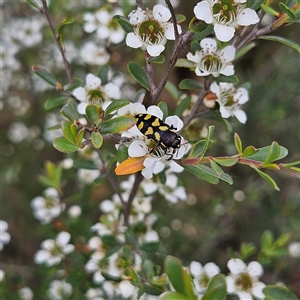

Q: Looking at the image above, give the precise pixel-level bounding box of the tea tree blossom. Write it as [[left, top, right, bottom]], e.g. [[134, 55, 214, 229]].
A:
[[187, 38, 235, 77], [126, 4, 182, 57], [18, 287, 33, 300], [47, 280, 72, 300], [83, 7, 125, 44], [73, 73, 120, 115], [194, 0, 259, 42], [34, 231, 75, 266], [190, 261, 221, 294], [0, 220, 11, 251], [226, 258, 266, 299], [79, 41, 110, 66], [209, 81, 249, 123]]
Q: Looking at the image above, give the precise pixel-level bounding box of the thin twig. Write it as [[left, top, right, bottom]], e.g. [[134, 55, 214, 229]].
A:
[[40, 0, 73, 83], [165, 0, 179, 41], [136, 0, 143, 10]]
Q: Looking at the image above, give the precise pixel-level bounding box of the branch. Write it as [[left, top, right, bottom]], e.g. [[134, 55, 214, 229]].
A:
[[165, 0, 179, 41], [40, 0, 73, 83]]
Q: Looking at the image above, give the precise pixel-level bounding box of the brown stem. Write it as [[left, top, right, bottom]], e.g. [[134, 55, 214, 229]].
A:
[[165, 0, 179, 41], [41, 0, 73, 83]]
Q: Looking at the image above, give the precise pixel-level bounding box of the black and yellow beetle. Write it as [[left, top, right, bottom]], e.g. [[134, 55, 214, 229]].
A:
[[135, 113, 182, 160]]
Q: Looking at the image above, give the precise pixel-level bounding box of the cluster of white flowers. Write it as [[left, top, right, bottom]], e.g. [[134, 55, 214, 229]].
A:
[[190, 258, 266, 299]]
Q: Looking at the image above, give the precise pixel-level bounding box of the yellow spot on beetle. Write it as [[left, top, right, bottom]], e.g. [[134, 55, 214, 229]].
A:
[[152, 118, 160, 127], [145, 127, 153, 135]]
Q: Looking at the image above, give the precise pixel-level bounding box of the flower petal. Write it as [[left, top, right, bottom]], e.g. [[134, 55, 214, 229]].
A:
[[214, 24, 235, 42], [194, 1, 213, 24], [227, 258, 246, 274], [247, 261, 263, 277], [233, 109, 247, 124], [237, 8, 259, 26], [147, 44, 165, 57], [126, 32, 143, 48], [153, 4, 171, 22]]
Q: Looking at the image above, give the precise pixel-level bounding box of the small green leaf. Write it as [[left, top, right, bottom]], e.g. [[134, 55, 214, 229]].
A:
[[98, 65, 109, 85], [210, 160, 224, 177], [274, 233, 291, 248], [76, 128, 85, 147], [73, 159, 98, 170], [26, 0, 40, 10], [251, 166, 280, 191], [112, 15, 134, 33], [165, 256, 196, 300], [189, 17, 212, 33], [242, 145, 259, 158], [214, 156, 239, 167], [189, 140, 213, 159], [235, 42, 257, 60], [190, 23, 214, 41], [214, 74, 239, 84], [185, 165, 219, 184], [32, 65, 58, 87], [64, 78, 84, 92], [219, 172, 234, 185], [234, 133, 243, 155], [45, 96, 69, 110], [263, 285, 298, 300], [247, 145, 288, 162], [259, 35, 300, 54], [128, 62, 150, 90], [175, 96, 192, 117], [247, 0, 265, 10], [105, 99, 130, 116], [202, 274, 227, 300], [261, 230, 274, 250], [149, 55, 165, 64], [199, 125, 215, 160], [101, 235, 122, 247], [117, 144, 129, 163], [263, 141, 280, 165], [179, 79, 204, 90], [61, 102, 78, 121], [101, 116, 136, 134], [261, 4, 280, 16], [91, 131, 103, 149], [175, 58, 195, 68], [175, 14, 186, 23], [166, 81, 182, 100], [86, 104, 103, 125], [160, 292, 191, 300], [279, 2, 296, 19], [53, 136, 80, 153], [58, 17, 74, 45], [158, 102, 168, 119], [61, 120, 76, 144]]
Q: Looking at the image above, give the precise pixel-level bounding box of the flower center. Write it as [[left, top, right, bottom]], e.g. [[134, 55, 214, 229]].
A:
[[199, 273, 210, 288], [220, 90, 235, 106], [212, 0, 237, 24], [138, 19, 164, 45], [235, 272, 253, 292], [88, 89, 105, 102], [200, 54, 222, 73]]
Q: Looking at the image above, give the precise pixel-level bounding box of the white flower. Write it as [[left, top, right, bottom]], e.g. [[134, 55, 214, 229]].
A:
[[226, 258, 266, 299], [0, 220, 11, 251], [31, 188, 65, 224], [47, 280, 72, 300], [194, 0, 259, 42], [83, 8, 125, 44], [18, 287, 33, 300], [86, 287, 105, 300], [210, 81, 248, 123], [67, 205, 82, 218], [126, 4, 182, 57], [118, 280, 137, 298], [288, 242, 300, 258], [77, 169, 101, 185], [79, 41, 110, 66], [0, 269, 4, 282], [187, 38, 235, 77], [190, 261, 220, 294], [34, 232, 75, 266], [73, 73, 120, 114]]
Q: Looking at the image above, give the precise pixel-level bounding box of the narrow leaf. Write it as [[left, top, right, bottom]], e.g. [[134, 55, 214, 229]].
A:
[[160, 292, 190, 300], [279, 3, 296, 19], [175, 96, 192, 118], [158, 101, 168, 119], [61, 120, 76, 144], [199, 125, 215, 160], [58, 17, 74, 45], [235, 42, 257, 60], [64, 78, 84, 92], [101, 116, 136, 134], [32, 65, 57, 86], [128, 62, 150, 90], [26, 0, 40, 10], [259, 35, 300, 54], [86, 104, 103, 125], [112, 15, 134, 33], [91, 131, 103, 149], [104, 99, 130, 116], [98, 65, 109, 85], [189, 140, 213, 159], [242, 145, 259, 158], [184, 165, 219, 184], [247, 145, 288, 162], [263, 285, 298, 300], [165, 81, 182, 100], [175, 58, 195, 68], [251, 166, 280, 191], [61, 102, 78, 121], [263, 141, 280, 165], [115, 156, 145, 175], [149, 54, 165, 64], [214, 156, 239, 167], [76, 128, 85, 147], [45, 96, 69, 110], [190, 24, 214, 41], [179, 78, 204, 90], [234, 133, 243, 155], [202, 274, 227, 300], [210, 161, 224, 177], [53, 136, 80, 153], [247, 0, 266, 10], [214, 74, 239, 84], [261, 4, 280, 16]]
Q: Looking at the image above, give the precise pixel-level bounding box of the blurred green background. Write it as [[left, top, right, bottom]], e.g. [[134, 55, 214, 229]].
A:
[[1, 0, 299, 298]]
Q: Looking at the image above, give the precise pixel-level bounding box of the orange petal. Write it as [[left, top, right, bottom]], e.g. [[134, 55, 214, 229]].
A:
[[115, 156, 146, 175]]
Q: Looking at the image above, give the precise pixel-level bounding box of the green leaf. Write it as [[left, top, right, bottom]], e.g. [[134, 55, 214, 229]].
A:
[[263, 141, 280, 165], [45, 96, 69, 110], [234, 133, 243, 155], [259, 35, 300, 54], [251, 166, 280, 191], [75, 127, 84, 147], [53, 136, 80, 153], [235, 42, 256, 60], [149, 54, 165, 64], [117, 144, 129, 163], [185, 165, 219, 184], [61, 102, 78, 121], [263, 285, 298, 300], [61, 120, 76, 144], [26, 0, 40, 10], [104, 99, 130, 116], [101, 235, 122, 247], [64, 78, 84, 92], [175, 96, 192, 117], [91, 132, 103, 149], [158, 101, 168, 119], [242, 146, 259, 158], [165, 256, 196, 300], [166, 81, 182, 100], [189, 17, 212, 33], [112, 15, 134, 33], [86, 104, 103, 125], [175, 14, 186, 24], [160, 292, 191, 300], [247, 145, 288, 162], [32, 65, 58, 87], [175, 58, 195, 68], [248, 0, 268, 10], [179, 79, 204, 90], [133, 89, 146, 103], [100, 116, 136, 134], [210, 160, 224, 177], [73, 159, 98, 170], [219, 172, 234, 185], [128, 62, 150, 90], [279, 2, 296, 19], [58, 17, 74, 46], [98, 65, 109, 85], [214, 74, 239, 84], [261, 230, 274, 250], [199, 125, 215, 160], [189, 140, 213, 159], [190, 23, 214, 41], [261, 4, 280, 16], [214, 156, 239, 167], [202, 274, 227, 300]]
